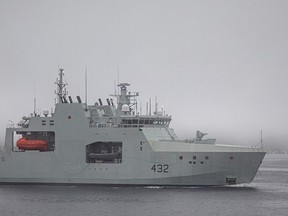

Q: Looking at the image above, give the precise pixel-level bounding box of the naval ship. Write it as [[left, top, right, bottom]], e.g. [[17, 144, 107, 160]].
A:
[[0, 69, 265, 186]]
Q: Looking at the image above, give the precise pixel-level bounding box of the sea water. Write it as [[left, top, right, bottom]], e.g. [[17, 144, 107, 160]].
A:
[[0, 154, 287, 216]]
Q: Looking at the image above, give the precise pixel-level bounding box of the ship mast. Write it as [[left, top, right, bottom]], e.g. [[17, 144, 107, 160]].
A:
[[55, 68, 68, 103], [110, 83, 139, 115]]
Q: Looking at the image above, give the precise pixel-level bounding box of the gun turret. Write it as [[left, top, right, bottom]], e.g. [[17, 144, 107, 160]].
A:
[[196, 131, 208, 140]]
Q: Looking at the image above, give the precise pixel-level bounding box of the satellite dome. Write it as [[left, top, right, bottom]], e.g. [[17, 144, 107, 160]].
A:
[[121, 104, 130, 112], [43, 109, 49, 117]]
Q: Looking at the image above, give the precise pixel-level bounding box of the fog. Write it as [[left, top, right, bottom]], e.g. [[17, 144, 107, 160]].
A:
[[1, 0, 288, 151]]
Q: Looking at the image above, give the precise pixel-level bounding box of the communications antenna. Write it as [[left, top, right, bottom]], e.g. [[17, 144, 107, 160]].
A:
[[85, 67, 88, 109], [55, 68, 68, 103], [261, 130, 263, 148]]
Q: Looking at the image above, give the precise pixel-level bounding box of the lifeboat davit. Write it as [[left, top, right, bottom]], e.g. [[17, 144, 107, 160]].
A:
[[16, 137, 48, 151]]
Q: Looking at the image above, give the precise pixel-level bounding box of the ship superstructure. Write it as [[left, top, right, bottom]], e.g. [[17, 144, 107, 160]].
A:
[[0, 69, 265, 185]]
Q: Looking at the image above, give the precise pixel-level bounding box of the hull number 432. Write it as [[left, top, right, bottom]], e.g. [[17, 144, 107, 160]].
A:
[[151, 164, 169, 173]]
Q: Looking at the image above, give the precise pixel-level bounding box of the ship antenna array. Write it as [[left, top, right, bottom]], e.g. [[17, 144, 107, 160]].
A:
[[33, 82, 37, 116], [85, 67, 88, 109], [117, 68, 120, 104], [260, 130, 263, 148], [154, 96, 158, 115], [55, 68, 68, 104], [256, 130, 264, 148]]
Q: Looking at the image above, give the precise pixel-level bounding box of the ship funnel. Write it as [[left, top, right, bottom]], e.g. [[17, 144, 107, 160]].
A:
[[68, 96, 73, 103], [76, 96, 82, 103], [62, 96, 68, 103], [106, 98, 111, 106], [98, 99, 103, 106]]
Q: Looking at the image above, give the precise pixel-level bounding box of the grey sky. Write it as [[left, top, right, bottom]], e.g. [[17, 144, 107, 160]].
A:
[[1, 0, 287, 149]]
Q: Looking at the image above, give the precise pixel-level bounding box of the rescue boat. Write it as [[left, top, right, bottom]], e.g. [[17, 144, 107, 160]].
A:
[[16, 137, 48, 151]]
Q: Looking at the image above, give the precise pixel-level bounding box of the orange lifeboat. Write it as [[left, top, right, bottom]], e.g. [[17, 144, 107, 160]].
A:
[[16, 137, 48, 151]]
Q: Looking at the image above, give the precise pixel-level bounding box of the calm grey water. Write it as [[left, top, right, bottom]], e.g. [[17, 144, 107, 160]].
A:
[[0, 154, 287, 216]]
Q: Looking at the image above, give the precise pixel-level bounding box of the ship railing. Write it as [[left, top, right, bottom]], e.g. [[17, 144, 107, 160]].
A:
[[121, 124, 143, 128], [7, 123, 20, 128], [89, 123, 114, 128], [15, 119, 30, 128], [89, 123, 162, 128], [7, 123, 29, 129], [7, 124, 15, 128], [120, 123, 168, 128]]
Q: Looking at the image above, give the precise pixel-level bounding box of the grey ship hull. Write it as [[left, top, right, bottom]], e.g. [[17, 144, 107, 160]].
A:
[[0, 103, 265, 186], [0, 148, 265, 186], [0, 153, 265, 186], [0, 71, 265, 186]]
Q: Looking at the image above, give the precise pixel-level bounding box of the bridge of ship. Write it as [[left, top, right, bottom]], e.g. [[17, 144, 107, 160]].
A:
[[120, 115, 171, 128], [90, 115, 172, 128]]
